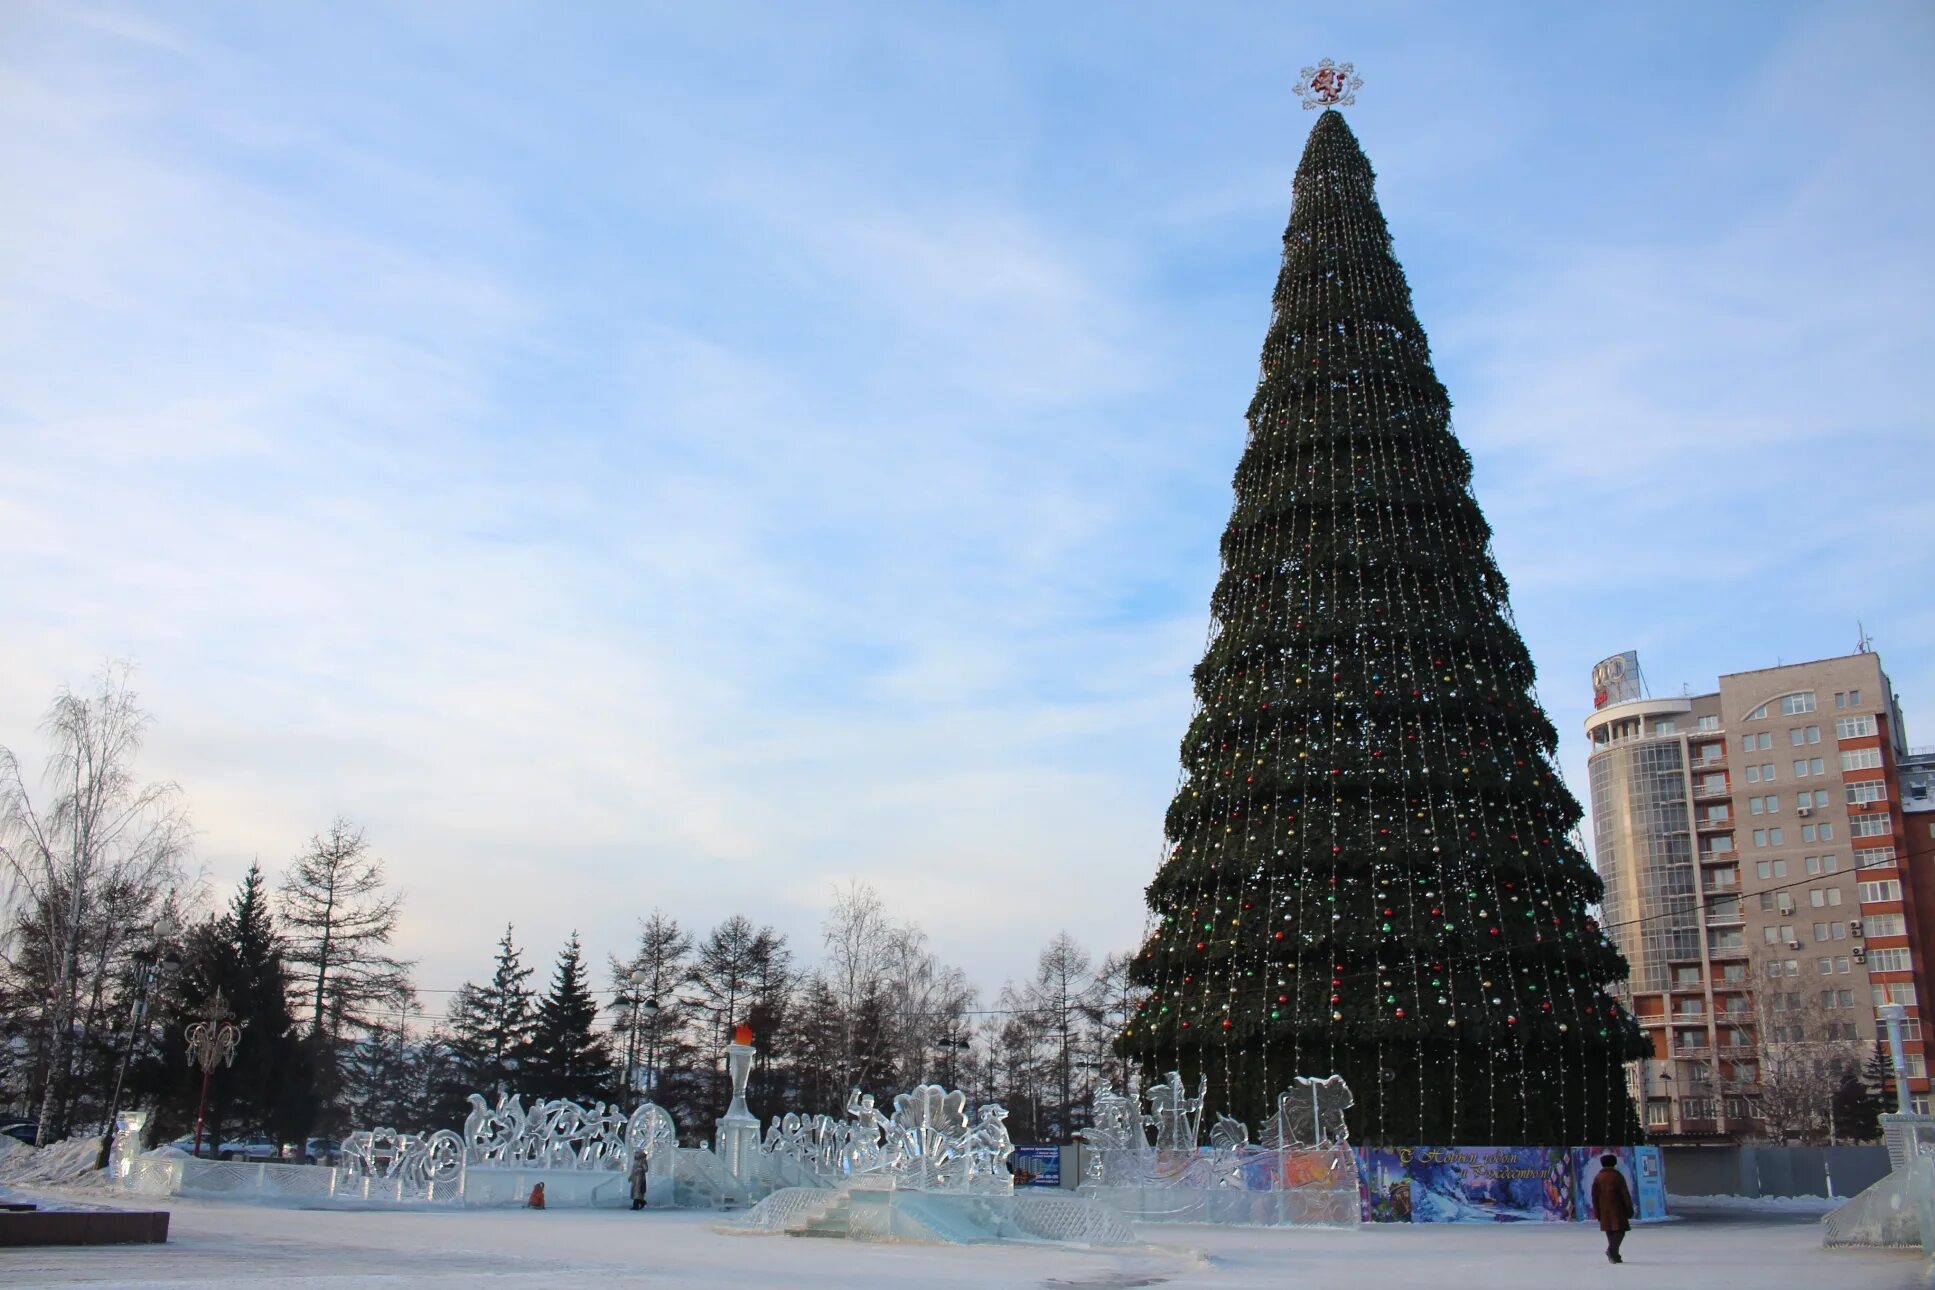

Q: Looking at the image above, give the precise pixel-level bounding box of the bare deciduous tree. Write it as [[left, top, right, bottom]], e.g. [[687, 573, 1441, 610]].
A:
[[0, 665, 190, 1143]]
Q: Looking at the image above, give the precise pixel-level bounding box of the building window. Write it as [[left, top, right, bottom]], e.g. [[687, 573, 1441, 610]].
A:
[[1647, 1102, 1671, 1126], [1870, 948, 1913, 972], [1790, 727, 1806, 746], [1814, 921, 1830, 940], [1837, 715, 1877, 739], [1794, 760, 1809, 777], [1851, 816, 1889, 838], [1807, 725, 1821, 743], [1818, 958, 1834, 975], [1759, 733, 1773, 750], [1860, 879, 1904, 904], [1810, 757, 1824, 775], [1875, 982, 1918, 1006], [1781, 693, 1817, 715], [1762, 763, 1776, 779], [1848, 781, 1889, 805], [1750, 796, 1765, 815], [1655, 719, 1677, 735], [1773, 858, 1789, 877], [1810, 789, 1830, 808], [1866, 913, 1907, 937], [1768, 827, 1783, 845], [1856, 846, 1897, 868], [1753, 829, 1766, 847], [1747, 706, 1767, 722], [1697, 715, 1720, 731], [1745, 766, 1759, 783]]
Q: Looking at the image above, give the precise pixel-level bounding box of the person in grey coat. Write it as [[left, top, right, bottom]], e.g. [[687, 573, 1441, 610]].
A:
[[629, 1150, 650, 1210]]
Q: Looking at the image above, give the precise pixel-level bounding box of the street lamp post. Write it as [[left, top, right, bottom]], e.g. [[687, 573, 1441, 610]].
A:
[[184, 989, 242, 1159], [640, 998, 661, 1099], [96, 915, 180, 1170]]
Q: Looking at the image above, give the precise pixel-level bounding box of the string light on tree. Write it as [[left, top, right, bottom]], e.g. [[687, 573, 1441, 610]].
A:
[[1117, 67, 1647, 1146]]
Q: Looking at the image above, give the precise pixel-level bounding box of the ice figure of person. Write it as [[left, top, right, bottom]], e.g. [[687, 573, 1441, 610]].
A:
[[844, 1089, 889, 1172], [1146, 1071, 1206, 1150], [961, 1104, 1015, 1187]]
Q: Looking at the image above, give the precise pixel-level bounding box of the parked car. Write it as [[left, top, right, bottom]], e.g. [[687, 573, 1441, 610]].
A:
[[0, 1120, 38, 1145], [217, 1134, 281, 1161], [280, 1137, 341, 1165]]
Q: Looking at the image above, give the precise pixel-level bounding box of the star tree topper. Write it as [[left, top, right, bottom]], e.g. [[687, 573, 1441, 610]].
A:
[[1294, 58, 1363, 110]]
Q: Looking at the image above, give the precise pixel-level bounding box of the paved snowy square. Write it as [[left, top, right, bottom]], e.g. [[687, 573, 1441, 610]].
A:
[[1, 1193, 1922, 1290]]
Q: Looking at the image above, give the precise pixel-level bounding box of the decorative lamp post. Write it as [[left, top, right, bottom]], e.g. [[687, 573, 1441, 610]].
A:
[[96, 914, 181, 1171], [184, 989, 242, 1159], [716, 1023, 759, 1181]]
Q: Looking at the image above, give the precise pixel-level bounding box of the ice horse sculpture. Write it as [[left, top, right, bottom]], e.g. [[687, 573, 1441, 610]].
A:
[[1076, 1071, 1361, 1227]]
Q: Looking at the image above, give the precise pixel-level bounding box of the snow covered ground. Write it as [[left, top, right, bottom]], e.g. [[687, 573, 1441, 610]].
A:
[[0, 1186, 1921, 1290]]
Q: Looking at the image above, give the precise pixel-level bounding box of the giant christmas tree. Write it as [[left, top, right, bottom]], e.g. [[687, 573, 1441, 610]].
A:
[[1118, 108, 1646, 1146]]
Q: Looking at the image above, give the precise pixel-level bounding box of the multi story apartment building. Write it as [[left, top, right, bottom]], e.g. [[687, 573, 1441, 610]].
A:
[[1585, 650, 1926, 1138]]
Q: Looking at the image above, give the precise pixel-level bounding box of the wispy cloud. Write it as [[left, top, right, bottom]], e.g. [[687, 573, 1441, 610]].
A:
[[3, 1, 1930, 999]]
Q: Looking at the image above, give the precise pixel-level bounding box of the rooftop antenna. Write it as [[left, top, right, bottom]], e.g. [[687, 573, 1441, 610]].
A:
[[1857, 621, 1874, 654]]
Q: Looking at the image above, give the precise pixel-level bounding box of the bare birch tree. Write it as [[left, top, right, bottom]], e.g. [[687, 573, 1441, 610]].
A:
[[0, 665, 190, 1143]]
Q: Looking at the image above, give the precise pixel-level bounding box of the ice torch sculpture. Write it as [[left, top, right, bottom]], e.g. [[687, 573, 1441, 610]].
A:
[[716, 1023, 760, 1181]]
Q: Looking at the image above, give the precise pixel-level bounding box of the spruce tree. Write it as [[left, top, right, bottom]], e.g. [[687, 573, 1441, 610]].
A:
[[1118, 109, 1645, 1146], [138, 864, 314, 1148], [441, 923, 537, 1111], [528, 932, 613, 1103]]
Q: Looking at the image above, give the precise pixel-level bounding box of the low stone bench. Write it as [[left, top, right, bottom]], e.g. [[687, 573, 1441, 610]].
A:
[[0, 1209, 170, 1245]]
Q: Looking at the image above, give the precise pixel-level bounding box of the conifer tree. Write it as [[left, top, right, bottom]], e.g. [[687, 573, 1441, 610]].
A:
[[137, 864, 314, 1148], [1118, 110, 1644, 1145], [527, 932, 613, 1103], [441, 924, 537, 1111]]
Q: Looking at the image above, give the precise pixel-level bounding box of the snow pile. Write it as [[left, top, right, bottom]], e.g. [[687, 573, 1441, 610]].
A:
[[0, 1133, 104, 1188], [0, 1133, 27, 1166], [1668, 1191, 1843, 1213]]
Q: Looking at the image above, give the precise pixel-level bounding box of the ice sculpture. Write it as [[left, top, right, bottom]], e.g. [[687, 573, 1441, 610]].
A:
[[1261, 1074, 1355, 1148], [1146, 1070, 1207, 1150], [454, 1090, 675, 1172], [758, 1083, 1015, 1194], [340, 1127, 464, 1189], [1079, 1071, 1360, 1226]]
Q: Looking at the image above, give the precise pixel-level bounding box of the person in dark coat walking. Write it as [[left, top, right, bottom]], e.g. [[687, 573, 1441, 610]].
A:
[[629, 1150, 650, 1210], [1591, 1154, 1635, 1263]]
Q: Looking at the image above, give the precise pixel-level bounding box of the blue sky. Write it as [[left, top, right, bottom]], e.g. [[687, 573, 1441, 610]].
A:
[[3, 2, 1931, 1008]]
